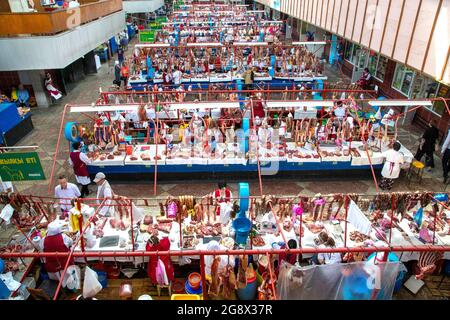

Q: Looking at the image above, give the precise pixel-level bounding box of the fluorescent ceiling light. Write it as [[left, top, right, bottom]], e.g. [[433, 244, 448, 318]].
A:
[[70, 105, 139, 113], [266, 101, 334, 108], [234, 42, 268, 46], [368, 100, 432, 107], [169, 102, 240, 110], [292, 41, 327, 45]]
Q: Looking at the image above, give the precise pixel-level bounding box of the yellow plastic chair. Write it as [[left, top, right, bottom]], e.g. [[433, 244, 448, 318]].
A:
[[407, 160, 425, 186], [171, 294, 201, 300]]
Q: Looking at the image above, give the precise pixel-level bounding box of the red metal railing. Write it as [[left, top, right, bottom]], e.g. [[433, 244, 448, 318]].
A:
[[2, 191, 449, 299]]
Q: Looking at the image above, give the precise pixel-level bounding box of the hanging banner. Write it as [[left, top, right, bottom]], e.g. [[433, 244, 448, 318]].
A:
[[155, 16, 168, 24], [140, 30, 155, 43], [149, 22, 163, 30], [0, 152, 45, 181]]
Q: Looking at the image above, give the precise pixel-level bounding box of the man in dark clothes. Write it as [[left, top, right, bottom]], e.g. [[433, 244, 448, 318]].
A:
[[117, 46, 124, 65], [414, 120, 439, 170], [114, 61, 121, 86]]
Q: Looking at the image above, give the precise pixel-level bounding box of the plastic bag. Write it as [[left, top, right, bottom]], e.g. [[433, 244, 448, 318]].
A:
[[131, 202, 145, 224], [169, 221, 181, 248], [155, 259, 169, 286], [204, 241, 235, 277], [63, 265, 81, 290], [83, 266, 102, 298], [179, 256, 192, 266], [0, 204, 14, 223], [219, 202, 233, 225]]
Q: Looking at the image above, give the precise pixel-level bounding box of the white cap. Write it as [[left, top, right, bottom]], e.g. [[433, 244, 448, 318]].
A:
[[93, 172, 106, 183]]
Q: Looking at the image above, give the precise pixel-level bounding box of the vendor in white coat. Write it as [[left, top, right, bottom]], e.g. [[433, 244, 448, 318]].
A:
[[93, 172, 115, 216], [54, 175, 81, 217], [257, 119, 273, 147], [39, 221, 74, 281], [379, 141, 404, 191]]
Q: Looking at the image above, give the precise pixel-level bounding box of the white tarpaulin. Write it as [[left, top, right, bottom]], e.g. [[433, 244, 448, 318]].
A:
[[347, 201, 372, 236], [277, 261, 400, 300]]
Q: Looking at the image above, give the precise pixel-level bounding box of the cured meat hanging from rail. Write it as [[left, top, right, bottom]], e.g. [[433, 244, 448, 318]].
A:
[[209, 257, 222, 298], [221, 264, 237, 300], [237, 255, 248, 289]]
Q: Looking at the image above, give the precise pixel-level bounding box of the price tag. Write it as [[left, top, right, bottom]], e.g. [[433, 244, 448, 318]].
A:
[[332, 161, 338, 165], [187, 164, 192, 167], [298, 162, 303, 166], [145, 165, 151, 168], [224, 164, 229, 167], [99, 166, 105, 169]]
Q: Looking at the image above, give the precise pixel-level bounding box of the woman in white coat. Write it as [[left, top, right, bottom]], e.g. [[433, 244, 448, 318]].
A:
[[379, 141, 404, 190]]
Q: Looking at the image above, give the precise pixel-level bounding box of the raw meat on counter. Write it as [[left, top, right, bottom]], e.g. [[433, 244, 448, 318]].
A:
[[4, 260, 20, 272], [306, 222, 325, 234], [349, 231, 370, 242], [0, 244, 23, 254], [252, 235, 266, 247]]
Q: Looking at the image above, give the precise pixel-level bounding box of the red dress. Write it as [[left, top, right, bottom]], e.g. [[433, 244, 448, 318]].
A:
[[146, 237, 174, 284]]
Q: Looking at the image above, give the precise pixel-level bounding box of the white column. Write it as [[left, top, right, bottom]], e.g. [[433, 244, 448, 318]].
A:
[[18, 70, 51, 108]]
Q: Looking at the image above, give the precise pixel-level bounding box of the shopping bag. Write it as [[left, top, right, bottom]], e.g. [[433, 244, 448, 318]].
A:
[[83, 266, 103, 298], [0, 204, 14, 223], [63, 265, 81, 290], [155, 259, 169, 286]]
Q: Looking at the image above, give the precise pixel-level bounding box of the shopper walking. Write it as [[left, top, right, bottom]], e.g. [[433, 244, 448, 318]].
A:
[[414, 120, 439, 171], [441, 127, 450, 184], [113, 61, 121, 86], [120, 62, 130, 88], [379, 141, 404, 190], [117, 46, 124, 65], [68, 142, 92, 197]]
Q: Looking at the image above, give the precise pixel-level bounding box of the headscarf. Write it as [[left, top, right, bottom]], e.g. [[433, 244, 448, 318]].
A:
[[47, 221, 62, 236]]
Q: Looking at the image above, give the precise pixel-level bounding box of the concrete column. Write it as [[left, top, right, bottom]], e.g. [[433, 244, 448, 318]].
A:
[[18, 70, 51, 108]]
